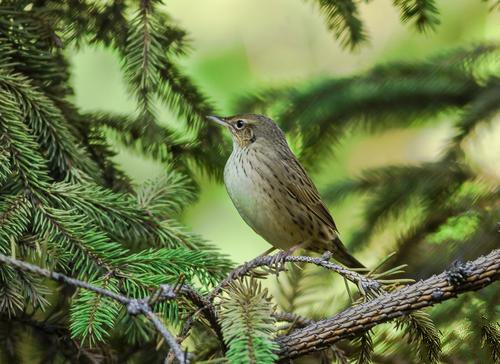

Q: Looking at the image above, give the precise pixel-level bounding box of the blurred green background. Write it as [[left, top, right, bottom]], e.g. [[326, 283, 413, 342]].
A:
[[70, 0, 499, 264]]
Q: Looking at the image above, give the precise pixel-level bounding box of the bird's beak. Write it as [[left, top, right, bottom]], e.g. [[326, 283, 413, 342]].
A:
[[206, 115, 228, 127]]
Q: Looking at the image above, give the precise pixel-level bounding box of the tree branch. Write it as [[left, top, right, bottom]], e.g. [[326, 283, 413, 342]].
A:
[[208, 252, 380, 302], [178, 285, 223, 339], [0, 253, 188, 364], [174, 251, 381, 351], [276, 249, 500, 359]]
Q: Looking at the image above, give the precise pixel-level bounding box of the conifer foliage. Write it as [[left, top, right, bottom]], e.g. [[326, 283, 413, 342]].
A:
[[0, 0, 230, 361], [0, 1, 498, 363]]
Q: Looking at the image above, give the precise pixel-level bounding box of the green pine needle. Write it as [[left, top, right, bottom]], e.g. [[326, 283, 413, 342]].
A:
[[481, 322, 500, 364], [396, 311, 441, 364], [353, 331, 374, 364], [70, 276, 121, 346], [313, 0, 367, 49], [393, 0, 441, 32], [219, 277, 278, 364]]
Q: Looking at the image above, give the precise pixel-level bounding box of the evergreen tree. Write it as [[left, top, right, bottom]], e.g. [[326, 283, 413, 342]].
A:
[[0, 0, 230, 361], [0, 1, 498, 363]]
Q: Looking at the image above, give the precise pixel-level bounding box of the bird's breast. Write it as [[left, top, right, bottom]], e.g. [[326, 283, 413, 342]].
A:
[[224, 149, 263, 227], [223, 148, 305, 250]]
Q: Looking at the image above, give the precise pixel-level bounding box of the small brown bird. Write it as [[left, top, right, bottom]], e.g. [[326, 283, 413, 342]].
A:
[[207, 114, 364, 269]]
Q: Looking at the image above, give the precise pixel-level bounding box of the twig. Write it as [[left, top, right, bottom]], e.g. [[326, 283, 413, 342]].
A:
[[207, 252, 380, 302], [163, 284, 226, 363], [0, 253, 188, 364], [275, 249, 500, 359], [273, 311, 315, 327], [178, 285, 223, 340]]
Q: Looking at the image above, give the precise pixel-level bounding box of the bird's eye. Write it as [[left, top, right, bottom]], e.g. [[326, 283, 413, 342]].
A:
[[235, 120, 245, 129]]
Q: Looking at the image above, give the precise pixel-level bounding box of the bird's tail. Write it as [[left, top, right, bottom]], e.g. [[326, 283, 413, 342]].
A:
[[331, 237, 365, 269]]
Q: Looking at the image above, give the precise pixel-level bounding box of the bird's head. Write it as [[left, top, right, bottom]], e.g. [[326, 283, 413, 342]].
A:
[[206, 114, 285, 149]]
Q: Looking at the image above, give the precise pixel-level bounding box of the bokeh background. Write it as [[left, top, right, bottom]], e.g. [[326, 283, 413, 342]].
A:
[[70, 0, 499, 264]]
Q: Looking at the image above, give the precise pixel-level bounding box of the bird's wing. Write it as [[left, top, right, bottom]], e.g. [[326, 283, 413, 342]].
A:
[[283, 157, 338, 232]]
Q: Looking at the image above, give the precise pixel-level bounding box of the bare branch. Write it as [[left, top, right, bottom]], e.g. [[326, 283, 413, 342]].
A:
[[276, 249, 500, 359], [273, 311, 315, 327], [208, 252, 380, 302], [0, 253, 188, 364], [177, 284, 224, 344]]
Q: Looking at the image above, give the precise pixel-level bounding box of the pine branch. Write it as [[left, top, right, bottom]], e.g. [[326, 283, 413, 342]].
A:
[[156, 58, 227, 178], [115, 0, 226, 178], [50, 0, 129, 48], [32, 207, 125, 278], [273, 261, 316, 314], [85, 125, 133, 191], [276, 249, 500, 359], [0, 265, 24, 315], [311, 0, 367, 49], [219, 277, 278, 363], [70, 275, 121, 345], [273, 311, 315, 328], [481, 322, 500, 363], [122, 0, 163, 123], [305, 0, 454, 48], [90, 112, 195, 170], [352, 331, 373, 364], [136, 173, 197, 218], [447, 79, 500, 154], [0, 7, 71, 97], [41, 1, 225, 177], [49, 181, 234, 278], [177, 284, 222, 340], [393, 0, 441, 32], [390, 183, 499, 273], [323, 162, 470, 204], [0, 88, 51, 193], [178, 252, 379, 350], [0, 71, 99, 180], [323, 161, 471, 251], [0, 252, 189, 364], [0, 194, 31, 254], [0, 143, 10, 185], [397, 310, 441, 363]]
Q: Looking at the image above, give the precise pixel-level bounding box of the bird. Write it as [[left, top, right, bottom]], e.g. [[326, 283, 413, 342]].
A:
[[207, 114, 364, 269]]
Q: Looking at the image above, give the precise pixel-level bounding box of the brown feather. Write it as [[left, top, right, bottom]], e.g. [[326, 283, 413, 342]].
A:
[[282, 152, 338, 232]]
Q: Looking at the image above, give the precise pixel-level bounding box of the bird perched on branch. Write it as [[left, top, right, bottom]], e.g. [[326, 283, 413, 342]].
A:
[[207, 114, 364, 269]]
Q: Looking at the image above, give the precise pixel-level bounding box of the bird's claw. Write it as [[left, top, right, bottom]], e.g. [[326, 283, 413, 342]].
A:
[[321, 251, 333, 261], [270, 249, 293, 275]]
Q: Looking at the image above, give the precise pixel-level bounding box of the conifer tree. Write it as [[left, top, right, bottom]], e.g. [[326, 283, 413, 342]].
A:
[[0, 1, 498, 363], [0, 0, 230, 361]]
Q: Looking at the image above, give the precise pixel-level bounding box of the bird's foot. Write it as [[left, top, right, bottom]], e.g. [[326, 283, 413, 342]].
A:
[[321, 251, 333, 261], [270, 246, 301, 274]]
